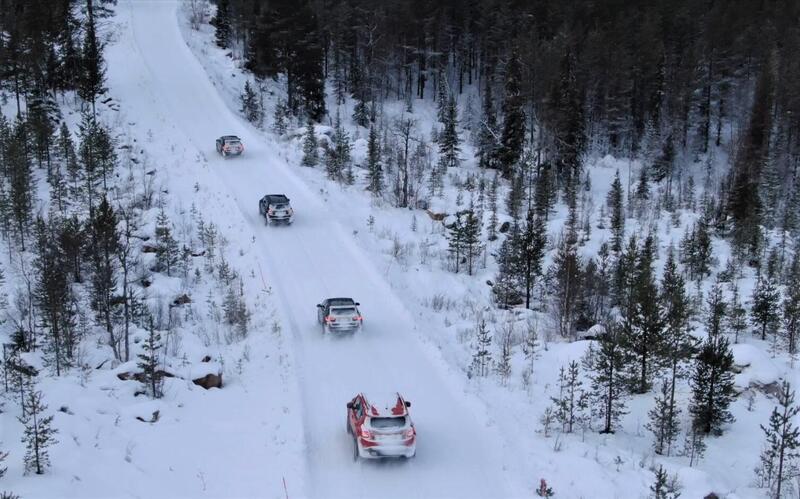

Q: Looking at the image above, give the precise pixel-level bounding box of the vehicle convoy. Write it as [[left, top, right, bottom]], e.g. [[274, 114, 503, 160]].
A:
[[258, 194, 294, 225], [346, 392, 416, 460], [216, 135, 244, 157], [317, 297, 362, 333]]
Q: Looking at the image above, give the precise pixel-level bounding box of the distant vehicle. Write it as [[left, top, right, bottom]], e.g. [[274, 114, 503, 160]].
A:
[[258, 194, 293, 225], [346, 392, 416, 460], [317, 297, 362, 333], [216, 135, 244, 157]]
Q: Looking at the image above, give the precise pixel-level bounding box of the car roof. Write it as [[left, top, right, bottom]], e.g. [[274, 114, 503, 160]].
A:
[[221, 135, 241, 140], [325, 297, 356, 306], [264, 194, 290, 202], [360, 392, 407, 417]]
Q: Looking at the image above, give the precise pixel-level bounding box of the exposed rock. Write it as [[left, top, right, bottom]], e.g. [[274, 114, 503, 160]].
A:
[[201, 355, 212, 363], [749, 380, 782, 399], [141, 244, 158, 254], [498, 221, 511, 233], [136, 410, 160, 423], [117, 370, 176, 383], [731, 361, 749, 374], [193, 372, 223, 389], [425, 209, 446, 222], [172, 294, 192, 307]]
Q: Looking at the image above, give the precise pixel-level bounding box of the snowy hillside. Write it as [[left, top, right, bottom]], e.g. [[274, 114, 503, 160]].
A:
[[2, 1, 800, 499]]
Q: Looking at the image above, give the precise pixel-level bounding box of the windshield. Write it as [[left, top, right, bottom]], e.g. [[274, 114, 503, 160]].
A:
[[331, 307, 356, 316], [370, 416, 406, 429]]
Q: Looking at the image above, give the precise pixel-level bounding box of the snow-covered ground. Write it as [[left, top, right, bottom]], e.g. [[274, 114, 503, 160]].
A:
[[3, 1, 797, 498]]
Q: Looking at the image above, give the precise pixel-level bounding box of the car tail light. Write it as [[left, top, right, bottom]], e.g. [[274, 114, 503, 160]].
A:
[[360, 427, 373, 440], [288, 208, 293, 216], [403, 428, 415, 439], [268, 208, 274, 215], [325, 315, 336, 323], [353, 315, 362, 321], [223, 145, 230, 151]]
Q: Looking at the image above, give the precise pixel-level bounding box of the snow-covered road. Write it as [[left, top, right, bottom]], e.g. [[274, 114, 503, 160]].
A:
[[109, 1, 521, 497]]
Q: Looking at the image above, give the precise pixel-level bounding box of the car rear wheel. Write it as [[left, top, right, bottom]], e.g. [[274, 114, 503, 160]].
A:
[[352, 437, 359, 462], [346, 417, 351, 434]]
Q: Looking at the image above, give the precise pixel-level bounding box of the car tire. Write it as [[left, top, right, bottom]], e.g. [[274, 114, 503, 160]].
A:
[[346, 417, 351, 434], [352, 437, 359, 462]]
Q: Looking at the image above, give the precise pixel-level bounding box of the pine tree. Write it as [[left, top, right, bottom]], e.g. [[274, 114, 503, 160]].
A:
[[706, 280, 727, 338], [272, 101, 289, 136], [756, 381, 800, 498], [682, 425, 707, 467], [240, 81, 263, 126], [365, 126, 383, 195], [89, 197, 119, 359], [519, 209, 547, 309], [495, 52, 525, 179], [584, 323, 629, 434], [493, 223, 523, 308], [690, 335, 736, 435], [33, 217, 73, 376], [7, 118, 36, 250], [612, 235, 638, 309], [476, 77, 498, 170], [607, 170, 625, 254], [752, 276, 781, 341], [551, 361, 588, 433], [138, 317, 164, 399], [301, 120, 319, 167], [78, 0, 106, 115], [634, 166, 650, 218], [521, 319, 540, 378], [487, 174, 499, 241], [462, 210, 483, 276], [18, 382, 58, 475], [647, 378, 682, 455], [446, 211, 466, 274], [438, 96, 460, 169], [154, 208, 179, 276], [326, 112, 352, 182], [211, 0, 232, 49], [727, 282, 748, 344], [495, 325, 513, 386], [620, 235, 665, 394], [659, 249, 695, 455], [549, 230, 582, 339], [470, 318, 493, 378], [436, 72, 449, 123], [782, 254, 800, 355], [649, 465, 681, 499]]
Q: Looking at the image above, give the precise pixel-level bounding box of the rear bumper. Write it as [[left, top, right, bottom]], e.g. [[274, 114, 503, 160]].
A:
[[326, 322, 361, 333], [267, 215, 293, 224], [357, 439, 415, 459]]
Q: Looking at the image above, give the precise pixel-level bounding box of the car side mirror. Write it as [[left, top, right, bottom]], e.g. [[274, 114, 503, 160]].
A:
[[355, 302, 360, 306], [316, 304, 323, 308], [347, 402, 354, 409], [405, 401, 411, 408]]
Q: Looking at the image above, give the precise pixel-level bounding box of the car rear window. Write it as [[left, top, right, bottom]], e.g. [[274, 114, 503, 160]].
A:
[[331, 307, 356, 315], [272, 203, 287, 209], [228, 140, 241, 146], [370, 416, 406, 429]]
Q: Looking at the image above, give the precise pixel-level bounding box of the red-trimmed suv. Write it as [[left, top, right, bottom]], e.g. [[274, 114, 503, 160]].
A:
[[346, 392, 416, 460]]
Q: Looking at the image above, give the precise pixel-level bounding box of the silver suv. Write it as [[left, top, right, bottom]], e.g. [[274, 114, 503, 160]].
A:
[[317, 298, 363, 334], [216, 135, 244, 157]]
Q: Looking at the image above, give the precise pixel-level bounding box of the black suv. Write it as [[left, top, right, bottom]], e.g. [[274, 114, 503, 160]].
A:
[[259, 194, 294, 225]]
